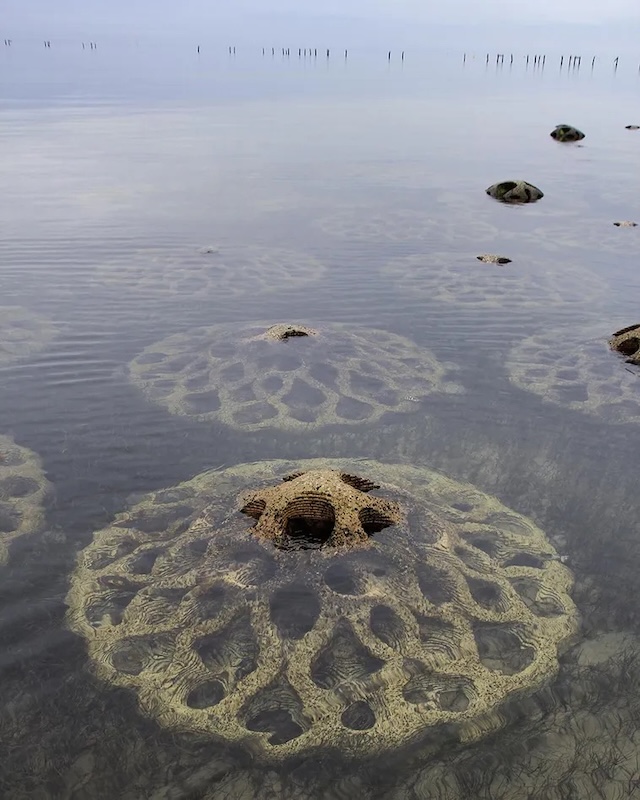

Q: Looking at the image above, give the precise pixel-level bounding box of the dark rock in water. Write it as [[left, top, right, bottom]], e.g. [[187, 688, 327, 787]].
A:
[[476, 254, 512, 265], [550, 125, 585, 142], [609, 323, 640, 365], [625, 125, 640, 130], [486, 181, 544, 204], [613, 221, 637, 228]]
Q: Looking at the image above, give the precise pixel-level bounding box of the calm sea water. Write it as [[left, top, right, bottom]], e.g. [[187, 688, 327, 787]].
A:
[[1, 39, 640, 799]]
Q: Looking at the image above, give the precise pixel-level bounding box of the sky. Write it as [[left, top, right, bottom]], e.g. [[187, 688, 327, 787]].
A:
[[3, 0, 640, 49]]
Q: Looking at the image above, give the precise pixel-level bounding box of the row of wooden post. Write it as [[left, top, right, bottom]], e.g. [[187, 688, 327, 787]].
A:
[[0, 40, 632, 70], [466, 53, 624, 70]]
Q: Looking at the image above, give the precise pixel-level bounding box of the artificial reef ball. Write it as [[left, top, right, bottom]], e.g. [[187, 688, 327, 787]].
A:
[[67, 458, 578, 760], [128, 322, 464, 431]]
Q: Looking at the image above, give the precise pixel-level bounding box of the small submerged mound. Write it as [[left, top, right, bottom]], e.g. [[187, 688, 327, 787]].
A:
[[66, 458, 578, 761], [0, 306, 57, 365], [262, 324, 318, 341], [0, 434, 52, 565], [486, 181, 544, 204], [550, 124, 585, 142], [381, 252, 604, 310], [508, 322, 640, 424], [315, 208, 500, 246], [94, 245, 327, 299], [625, 125, 640, 130], [476, 254, 512, 265], [128, 322, 463, 431], [534, 217, 638, 255]]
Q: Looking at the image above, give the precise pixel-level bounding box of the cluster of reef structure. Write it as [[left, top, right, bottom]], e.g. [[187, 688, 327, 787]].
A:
[[5, 117, 640, 798]]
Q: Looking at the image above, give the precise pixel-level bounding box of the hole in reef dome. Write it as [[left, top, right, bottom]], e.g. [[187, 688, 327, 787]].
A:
[[614, 337, 640, 356], [279, 328, 309, 339], [280, 496, 336, 550], [324, 563, 362, 595], [246, 709, 304, 745], [186, 679, 225, 709], [240, 498, 266, 520], [504, 552, 545, 569], [341, 700, 376, 730], [358, 507, 395, 535]]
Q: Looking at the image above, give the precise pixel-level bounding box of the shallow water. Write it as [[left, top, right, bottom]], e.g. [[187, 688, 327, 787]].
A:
[[1, 40, 640, 799]]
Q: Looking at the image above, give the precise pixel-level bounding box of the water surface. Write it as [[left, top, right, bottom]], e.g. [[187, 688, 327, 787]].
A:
[[1, 40, 640, 799]]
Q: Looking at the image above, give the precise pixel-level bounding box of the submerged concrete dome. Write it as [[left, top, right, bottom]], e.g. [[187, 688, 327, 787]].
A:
[[508, 322, 640, 424], [95, 245, 327, 299], [128, 322, 464, 431], [67, 458, 578, 761]]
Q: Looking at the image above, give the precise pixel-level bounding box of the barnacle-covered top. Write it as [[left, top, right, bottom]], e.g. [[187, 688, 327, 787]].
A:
[[66, 458, 578, 761]]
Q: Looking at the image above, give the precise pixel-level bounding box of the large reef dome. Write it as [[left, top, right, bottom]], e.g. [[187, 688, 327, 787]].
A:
[[66, 458, 578, 761], [128, 322, 463, 431]]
